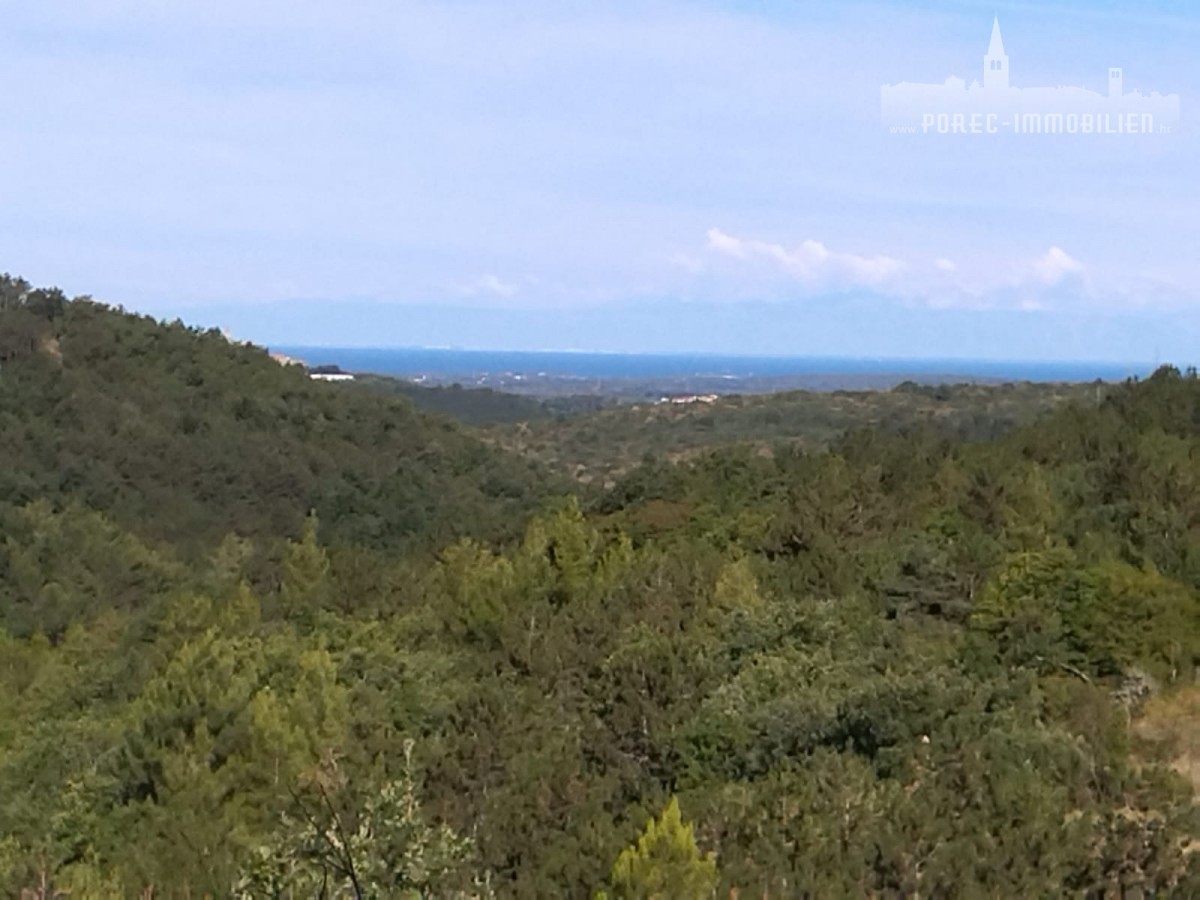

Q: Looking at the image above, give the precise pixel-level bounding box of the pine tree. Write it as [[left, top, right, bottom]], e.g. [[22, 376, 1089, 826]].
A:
[[605, 797, 718, 900], [279, 512, 333, 628]]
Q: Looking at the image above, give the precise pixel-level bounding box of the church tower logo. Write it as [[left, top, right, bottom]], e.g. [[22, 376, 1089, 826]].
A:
[[881, 17, 1180, 136], [983, 17, 1008, 92]]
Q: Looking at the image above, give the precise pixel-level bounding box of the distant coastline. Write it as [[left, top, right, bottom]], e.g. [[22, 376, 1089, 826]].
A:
[[271, 346, 1154, 396]]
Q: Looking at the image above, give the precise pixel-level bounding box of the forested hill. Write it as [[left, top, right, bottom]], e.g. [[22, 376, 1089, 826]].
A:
[[487, 379, 1098, 485], [0, 276, 553, 554], [1, 275, 1198, 897]]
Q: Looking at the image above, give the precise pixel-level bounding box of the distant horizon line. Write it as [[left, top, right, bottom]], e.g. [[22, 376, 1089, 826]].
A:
[[268, 343, 1164, 370]]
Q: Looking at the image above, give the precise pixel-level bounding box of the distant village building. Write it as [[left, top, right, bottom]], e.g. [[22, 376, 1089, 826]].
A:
[[881, 17, 1180, 135], [308, 364, 355, 382], [218, 326, 251, 347], [659, 394, 719, 405]]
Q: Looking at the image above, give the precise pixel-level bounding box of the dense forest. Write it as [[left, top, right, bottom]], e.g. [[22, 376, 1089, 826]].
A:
[[356, 376, 609, 428], [1, 275, 1198, 898], [482, 380, 1099, 486]]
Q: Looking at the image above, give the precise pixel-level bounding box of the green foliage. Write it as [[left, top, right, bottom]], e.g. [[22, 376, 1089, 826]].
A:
[[0, 277, 557, 556], [0, 278, 1198, 897], [972, 549, 1198, 680], [606, 797, 718, 900], [279, 511, 334, 627], [0, 500, 183, 638], [489, 377, 1094, 486], [237, 741, 486, 899], [360, 374, 562, 426]]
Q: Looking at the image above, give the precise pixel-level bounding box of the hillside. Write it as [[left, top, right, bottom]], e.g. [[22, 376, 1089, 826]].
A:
[[356, 374, 609, 426], [0, 277, 1197, 898], [0, 276, 554, 560], [488, 379, 1098, 485]]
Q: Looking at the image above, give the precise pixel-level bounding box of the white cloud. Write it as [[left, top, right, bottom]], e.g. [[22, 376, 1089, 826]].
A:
[[697, 229, 1110, 311], [1031, 246, 1085, 285], [459, 274, 519, 297], [705, 229, 748, 260], [705, 228, 905, 288]]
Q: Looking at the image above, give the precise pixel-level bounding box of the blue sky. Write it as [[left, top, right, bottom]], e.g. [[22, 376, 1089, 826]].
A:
[[2, 0, 1197, 361]]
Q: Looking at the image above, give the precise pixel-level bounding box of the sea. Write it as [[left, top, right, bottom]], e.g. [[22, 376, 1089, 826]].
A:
[[274, 347, 1154, 384]]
